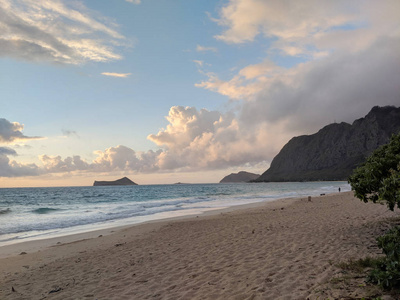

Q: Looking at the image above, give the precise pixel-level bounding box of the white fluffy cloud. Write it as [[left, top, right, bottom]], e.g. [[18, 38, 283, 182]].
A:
[[147, 106, 284, 170], [37, 145, 161, 174], [37, 106, 282, 174], [0, 104, 288, 177], [0, 0, 125, 64]]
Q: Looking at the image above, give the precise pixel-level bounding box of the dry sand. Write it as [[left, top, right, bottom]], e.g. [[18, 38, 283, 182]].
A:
[[0, 192, 399, 300]]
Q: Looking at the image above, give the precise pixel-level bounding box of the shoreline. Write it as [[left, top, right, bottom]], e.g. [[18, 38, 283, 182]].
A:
[[0, 194, 300, 259], [2, 191, 398, 299], [0, 181, 350, 250]]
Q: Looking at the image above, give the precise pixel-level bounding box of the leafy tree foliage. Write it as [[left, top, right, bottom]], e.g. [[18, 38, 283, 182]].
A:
[[369, 226, 400, 289], [348, 133, 400, 211]]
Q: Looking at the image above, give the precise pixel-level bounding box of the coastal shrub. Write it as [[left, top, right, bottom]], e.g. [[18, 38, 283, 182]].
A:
[[338, 256, 382, 273], [348, 132, 400, 211], [349, 133, 400, 290], [368, 226, 400, 289]]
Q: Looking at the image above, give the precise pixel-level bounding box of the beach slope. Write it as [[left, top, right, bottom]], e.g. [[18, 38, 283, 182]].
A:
[[1, 192, 398, 299]]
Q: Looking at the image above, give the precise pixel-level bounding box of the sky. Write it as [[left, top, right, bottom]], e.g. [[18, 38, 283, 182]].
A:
[[0, 0, 400, 187]]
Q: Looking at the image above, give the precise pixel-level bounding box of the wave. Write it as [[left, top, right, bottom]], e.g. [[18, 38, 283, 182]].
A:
[[32, 207, 61, 214], [0, 208, 11, 215]]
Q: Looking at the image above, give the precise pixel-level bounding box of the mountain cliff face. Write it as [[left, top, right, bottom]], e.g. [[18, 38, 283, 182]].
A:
[[256, 106, 400, 182], [93, 177, 138, 186], [220, 171, 260, 183]]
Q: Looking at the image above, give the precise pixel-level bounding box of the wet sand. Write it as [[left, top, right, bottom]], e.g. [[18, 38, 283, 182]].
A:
[[0, 192, 398, 299]]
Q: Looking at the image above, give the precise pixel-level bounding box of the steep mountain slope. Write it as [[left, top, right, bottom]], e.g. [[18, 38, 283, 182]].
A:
[[256, 106, 400, 182]]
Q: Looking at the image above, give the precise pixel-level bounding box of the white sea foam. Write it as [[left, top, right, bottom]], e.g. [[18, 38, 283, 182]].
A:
[[0, 182, 350, 246]]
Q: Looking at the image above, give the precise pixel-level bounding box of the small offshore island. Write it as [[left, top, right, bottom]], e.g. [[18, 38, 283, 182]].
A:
[[93, 177, 138, 186]]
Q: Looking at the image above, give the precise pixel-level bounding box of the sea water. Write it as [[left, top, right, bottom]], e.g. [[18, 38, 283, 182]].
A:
[[0, 182, 350, 246]]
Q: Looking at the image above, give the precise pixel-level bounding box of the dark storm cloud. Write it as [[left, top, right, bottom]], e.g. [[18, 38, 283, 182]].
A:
[[240, 37, 400, 134]]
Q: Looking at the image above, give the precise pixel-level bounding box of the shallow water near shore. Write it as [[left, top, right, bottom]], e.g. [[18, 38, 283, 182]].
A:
[[0, 182, 350, 246]]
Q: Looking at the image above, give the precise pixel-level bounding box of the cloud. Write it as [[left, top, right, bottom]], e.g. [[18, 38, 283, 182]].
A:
[[195, 71, 265, 100], [214, 0, 399, 58], [196, 45, 217, 53], [198, 37, 400, 135], [193, 60, 204, 67], [36, 145, 161, 174], [0, 118, 43, 177], [61, 129, 79, 138], [147, 106, 281, 170], [0, 147, 41, 177], [245, 37, 400, 131], [101, 72, 132, 78], [125, 0, 141, 4], [39, 154, 89, 173], [2, 1, 400, 179], [0, 118, 42, 143], [197, 0, 400, 136], [0, 147, 16, 156], [0, 0, 125, 64], [0, 106, 283, 178], [92, 145, 161, 172], [214, 0, 357, 48]]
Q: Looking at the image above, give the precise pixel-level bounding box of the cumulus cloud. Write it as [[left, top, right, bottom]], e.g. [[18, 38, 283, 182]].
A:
[[39, 154, 89, 173], [0, 147, 41, 177], [147, 106, 282, 170], [101, 72, 132, 78], [36, 145, 161, 174], [0, 118, 41, 143], [0, 147, 16, 156], [0, 106, 284, 178], [0, 119, 42, 177], [93, 145, 145, 171], [2, 1, 400, 179], [0, 0, 125, 64]]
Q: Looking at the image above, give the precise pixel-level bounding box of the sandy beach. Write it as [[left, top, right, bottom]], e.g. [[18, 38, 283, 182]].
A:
[[1, 191, 399, 300]]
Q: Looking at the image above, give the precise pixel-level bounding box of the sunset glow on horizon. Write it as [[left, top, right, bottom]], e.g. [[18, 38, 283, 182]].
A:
[[1, 0, 399, 187]]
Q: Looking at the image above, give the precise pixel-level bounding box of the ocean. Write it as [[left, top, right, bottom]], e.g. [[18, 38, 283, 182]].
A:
[[0, 182, 350, 246]]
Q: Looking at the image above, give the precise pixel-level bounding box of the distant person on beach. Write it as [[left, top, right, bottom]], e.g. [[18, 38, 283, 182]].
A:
[[338, 187, 341, 192]]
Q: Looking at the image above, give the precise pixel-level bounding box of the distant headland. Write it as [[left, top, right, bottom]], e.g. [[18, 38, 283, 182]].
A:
[[93, 177, 138, 186], [220, 171, 260, 183]]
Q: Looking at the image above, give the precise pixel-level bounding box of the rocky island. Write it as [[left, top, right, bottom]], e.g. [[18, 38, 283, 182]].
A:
[[93, 177, 138, 186]]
